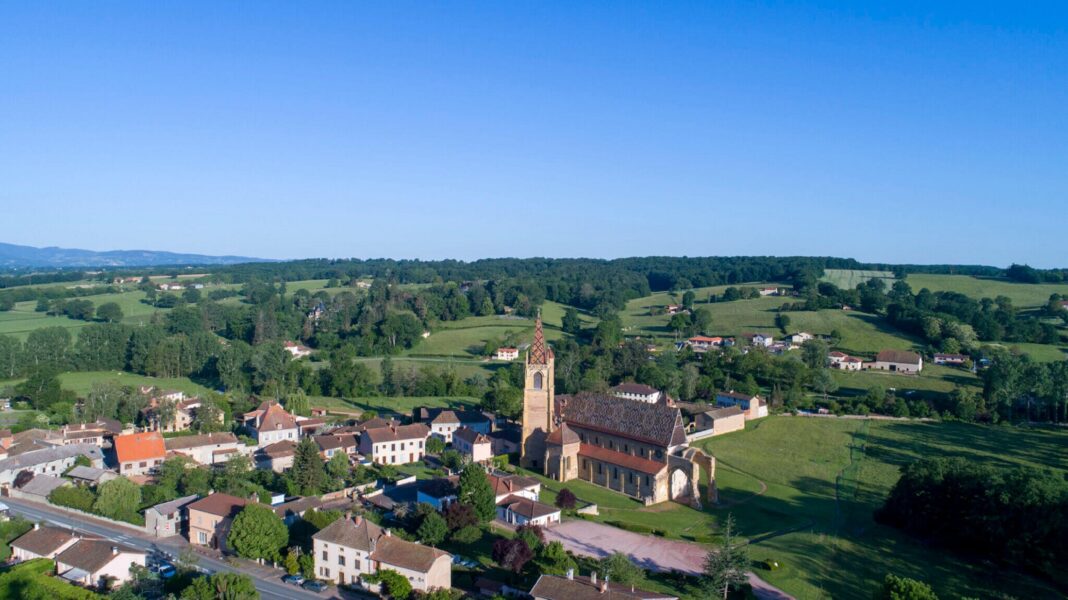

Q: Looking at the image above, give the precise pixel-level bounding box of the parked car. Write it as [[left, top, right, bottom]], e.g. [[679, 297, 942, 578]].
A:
[[282, 574, 305, 586], [302, 580, 328, 592], [157, 563, 176, 579]]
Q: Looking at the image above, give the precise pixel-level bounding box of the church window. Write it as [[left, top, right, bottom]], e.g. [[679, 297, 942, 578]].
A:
[[533, 372, 543, 390], [612, 467, 618, 479]]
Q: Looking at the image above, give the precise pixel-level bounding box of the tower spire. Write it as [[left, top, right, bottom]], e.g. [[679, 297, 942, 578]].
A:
[[528, 309, 548, 365]]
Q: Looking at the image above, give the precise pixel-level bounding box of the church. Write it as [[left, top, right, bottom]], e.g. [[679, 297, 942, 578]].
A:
[[520, 315, 715, 506]]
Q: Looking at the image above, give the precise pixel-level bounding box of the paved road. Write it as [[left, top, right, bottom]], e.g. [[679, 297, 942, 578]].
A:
[[3, 497, 338, 600]]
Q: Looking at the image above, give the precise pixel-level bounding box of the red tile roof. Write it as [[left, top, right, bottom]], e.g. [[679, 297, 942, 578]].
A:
[[113, 431, 166, 464], [186, 493, 250, 518], [578, 443, 666, 475]]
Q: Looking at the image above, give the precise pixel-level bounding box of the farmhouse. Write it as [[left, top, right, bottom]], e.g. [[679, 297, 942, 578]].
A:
[[743, 333, 774, 348], [715, 391, 769, 420], [934, 353, 967, 366], [871, 349, 923, 374], [522, 316, 711, 506], [689, 406, 746, 440], [283, 341, 313, 358], [609, 382, 662, 404], [186, 493, 250, 550], [312, 513, 451, 592], [757, 286, 780, 297], [786, 332, 814, 345], [665, 304, 685, 315], [828, 351, 863, 371], [114, 431, 166, 476], [494, 347, 519, 361], [359, 423, 429, 465], [684, 335, 724, 352]]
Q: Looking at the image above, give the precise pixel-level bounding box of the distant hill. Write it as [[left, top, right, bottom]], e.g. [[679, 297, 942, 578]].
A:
[[0, 242, 272, 268]]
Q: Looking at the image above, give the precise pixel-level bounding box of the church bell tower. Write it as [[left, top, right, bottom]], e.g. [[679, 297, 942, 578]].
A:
[[520, 312, 554, 471]]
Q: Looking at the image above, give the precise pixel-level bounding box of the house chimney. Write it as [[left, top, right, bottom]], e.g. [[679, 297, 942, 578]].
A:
[[565, 568, 574, 580], [590, 572, 597, 585], [111, 546, 119, 555], [600, 581, 608, 593], [33, 522, 39, 530], [385, 529, 392, 537]]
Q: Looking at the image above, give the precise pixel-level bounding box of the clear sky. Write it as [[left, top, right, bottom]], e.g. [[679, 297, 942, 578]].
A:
[[2, 2, 1066, 267]]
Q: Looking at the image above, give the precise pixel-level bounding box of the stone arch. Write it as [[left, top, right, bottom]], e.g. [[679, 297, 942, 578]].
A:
[[670, 468, 691, 500]]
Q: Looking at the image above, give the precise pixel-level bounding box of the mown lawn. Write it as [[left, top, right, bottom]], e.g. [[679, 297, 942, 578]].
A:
[[57, 371, 216, 396], [820, 269, 896, 290]]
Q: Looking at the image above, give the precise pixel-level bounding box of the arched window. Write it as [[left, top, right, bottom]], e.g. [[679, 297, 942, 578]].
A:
[[533, 372, 543, 390]]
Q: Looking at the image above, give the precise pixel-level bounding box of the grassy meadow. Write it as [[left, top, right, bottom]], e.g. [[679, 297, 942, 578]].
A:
[[308, 394, 479, 417], [821, 269, 896, 289], [906, 273, 1068, 309], [523, 417, 1066, 599]]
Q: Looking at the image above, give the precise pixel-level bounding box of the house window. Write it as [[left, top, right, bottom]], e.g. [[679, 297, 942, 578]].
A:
[[198, 532, 207, 544], [322, 550, 328, 560], [338, 555, 345, 566]]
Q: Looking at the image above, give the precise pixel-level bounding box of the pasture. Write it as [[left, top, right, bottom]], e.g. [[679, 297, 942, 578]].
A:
[[821, 269, 896, 289], [308, 394, 478, 417], [526, 417, 1066, 599], [905, 273, 1068, 309], [0, 292, 167, 340]]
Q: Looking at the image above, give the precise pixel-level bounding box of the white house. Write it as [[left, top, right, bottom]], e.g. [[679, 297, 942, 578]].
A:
[[487, 472, 541, 503], [493, 347, 519, 361], [745, 333, 774, 348], [55, 539, 147, 589], [359, 423, 429, 465], [608, 383, 662, 404], [0, 444, 103, 492], [165, 432, 243, 465], [496, 495, 560, 527], [786, 332, 814, 345], [241, 400, 300, 447], [933, 353, 967, 366], [145, 495, 199, 538], [10, 524, 79, 562], [312, 514, 452, 593], [283, 341, 313, 358], [452, 427, 493, 464]]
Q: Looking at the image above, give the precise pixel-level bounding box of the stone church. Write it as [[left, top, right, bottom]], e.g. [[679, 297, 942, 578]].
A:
[[520, 314, 715, 506]]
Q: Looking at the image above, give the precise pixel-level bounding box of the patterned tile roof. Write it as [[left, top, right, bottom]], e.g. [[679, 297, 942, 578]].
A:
[[557, 393, 686, 448]]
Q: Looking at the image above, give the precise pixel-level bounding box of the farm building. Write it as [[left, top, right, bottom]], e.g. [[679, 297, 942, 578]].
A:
[[933, 353, 967, 366], [609, 382, 662, 404], [494, 347, 519, 361], [870, 350, 923, 374], [715, 391, 769, 420]]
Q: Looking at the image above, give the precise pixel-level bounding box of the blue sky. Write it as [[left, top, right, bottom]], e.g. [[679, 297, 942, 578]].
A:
[[1, 2, 1065, 266]]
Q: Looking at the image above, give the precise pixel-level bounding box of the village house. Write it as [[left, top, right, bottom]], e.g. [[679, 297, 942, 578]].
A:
[[530, 572, 678, 600], [496, 495, 560, 526], [609, 383, 663, 404], [487, 427, 521, 456], [0, 444, 103, 492], [359, 423, 429, 465], [493, 347, 519, 361], [488, 472, 542, 503], [241, 400, 300, 446], [312, 513, 452, 593], [314, 433, 359, 460], [828, 351, 863, 371], [743, 333, 774, 348], [58, 419, 123, 446], [933, 353, 968, 366], [870, 349, 923, 374], [65, 465, 118, 486], [165, 432, 243, 466], [665, 304, 685, 315], [114, 431, 166, 476], [786, 332, 815, 345], [689, 406, 746, 440], [14, 474, 70, 501], [272, 496, 325, 525], [254, 440, 297, 472], [452, 426, 493, 464], [427, 409, 492, 443], [284, 341, 313, 358], [55, 538, 146, 589], [185, 493, 250, 550], [10, 523, 79, 562], [715, 391, 769, 420], [298, 417, 328, 437], [685, 335, 724, 351], [758, 286, 781, 297], [145, 494, 198, 538], [142, 396, 220, 433]]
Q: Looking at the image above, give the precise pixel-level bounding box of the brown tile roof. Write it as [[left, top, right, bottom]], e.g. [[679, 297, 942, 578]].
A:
[[371, 534, 449, 573], [186, 493, 250, 518], [546, 423, 580, 446], [114, 431, 166, 464], [312, 514, 384, 551], [363, 423, 429, 444], [487, 473, 540, 497], [10, 525, 75, 556], [578, 443, 666, 476], [258, 440, 297, 458], [258, 402, 298, 431], [355, 417, 402, 432], [876, 349, 922, 365], [452, 426, 490, 446], [314, 434, 357, 451], [431, 410, 460, 425], [497, 495, 559, 519], [557, 393, 686, 448], [703, 406, 744, 420], [530, 574, 677, 600], [164, 432, 238, 451], [56, 538, 142, 574]]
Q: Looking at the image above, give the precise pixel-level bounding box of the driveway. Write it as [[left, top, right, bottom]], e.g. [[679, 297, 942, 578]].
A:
[[544, 520, 794, 600]]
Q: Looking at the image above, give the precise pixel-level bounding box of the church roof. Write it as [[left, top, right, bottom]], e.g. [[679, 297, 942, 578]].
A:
[[556, 393, 687, 448], [546, 423, 580, 445]]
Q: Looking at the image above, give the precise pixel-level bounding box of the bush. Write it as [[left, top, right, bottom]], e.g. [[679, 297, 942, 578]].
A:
[[450, 525, 481, 544], [49, 485, 96, 512]]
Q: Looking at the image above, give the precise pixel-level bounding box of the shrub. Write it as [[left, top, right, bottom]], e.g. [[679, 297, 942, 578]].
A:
[[49, 485, 96, 512], [450, 525, 481, 544]]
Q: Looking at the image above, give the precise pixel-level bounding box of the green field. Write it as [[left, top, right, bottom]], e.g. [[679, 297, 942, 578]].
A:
[[0, 292, 168, 340], [308, 394, 478, 417], [906, 273, 1068, 309], [57, 371, 216, 396], [525, 417, 1066, 599], [821, 269, 896, 290]]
